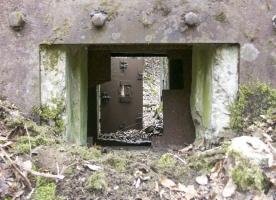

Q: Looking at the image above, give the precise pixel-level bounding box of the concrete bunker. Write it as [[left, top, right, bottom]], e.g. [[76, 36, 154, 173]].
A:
[[40, 44, 239, 148]]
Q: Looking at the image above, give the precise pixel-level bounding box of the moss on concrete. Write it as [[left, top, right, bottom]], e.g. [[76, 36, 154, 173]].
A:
[[41, 46, 63, 71], [65, 46, 88, 145], [191, 45, 214, 139], [214, 12, 227, 23], [100, 0, 121, 20]]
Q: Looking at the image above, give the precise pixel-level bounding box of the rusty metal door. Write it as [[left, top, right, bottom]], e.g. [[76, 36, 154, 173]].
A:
[[100, 57, 144, 133]]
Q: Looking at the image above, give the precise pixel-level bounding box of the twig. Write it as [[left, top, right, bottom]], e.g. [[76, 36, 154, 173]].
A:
[[27, 169, 64, 180], [0, 147, 32, 190], [167, 153, 186, 164], [24, 125, 32, 159], [60, 161, 79, 174], [0, 141, 13, 148], [26, 188, 35, 200], [268, 142, 276, 154]]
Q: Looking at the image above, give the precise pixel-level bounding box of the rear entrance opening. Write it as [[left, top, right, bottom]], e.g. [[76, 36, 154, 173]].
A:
[[87, 45, 195, 146]]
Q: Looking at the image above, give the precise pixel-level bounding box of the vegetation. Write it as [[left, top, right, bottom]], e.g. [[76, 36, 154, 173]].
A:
[[229, 150, 265, 191], [16, 134, 54, 154], [154, 153, 177, 170], [32, 177, 57, 200], [103, 154, 127, 172], [86, 172, 108, 192], [33, 98, 65, 134], [230, 82, 276, 133], [70, 146, 102, 160]]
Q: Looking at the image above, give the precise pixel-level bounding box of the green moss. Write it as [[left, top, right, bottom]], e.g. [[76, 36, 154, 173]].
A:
[[230, 82, 276, 132], [16, 135, 53, 154], [156, 102, 163, 114], [243, 31, 255, 41], [86, 172, 108, 192], [33, 178, 57, 200], [229, 150, 266, 191], [34, 98, 65, 135], [214, 12, 227, 23], [41, 46, 63, 71], [151, 153, 188, 180], [103, 154, 127, 172], [100, 0, 121, 20], [186, 154, 213, 175], [153, 0, 171, 16], [156, 153, 176, 169], [70, 146, 101, 160]]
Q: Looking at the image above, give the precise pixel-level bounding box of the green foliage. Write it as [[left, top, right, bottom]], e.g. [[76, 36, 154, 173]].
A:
[[34, 98, 65, 134], [86, 172, 108, 192], [230, 82, 276, 132], [187, 154, 213, 175], [155, 153, 176, 170], [229, 150, 265, 191], [16, 135, 52, 154], [103, 154, 127, 172], [70, 146, 101, 160], [33, 177, 57, 200]]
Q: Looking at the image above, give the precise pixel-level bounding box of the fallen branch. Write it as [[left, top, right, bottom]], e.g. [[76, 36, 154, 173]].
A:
[[167, 153, 187, 164], [26, 169, 65, 180], [0, 147, 32, 190], [195, 146, 225, 157]]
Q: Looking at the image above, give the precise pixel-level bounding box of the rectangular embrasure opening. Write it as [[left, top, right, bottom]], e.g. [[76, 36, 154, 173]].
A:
[[40, 44, 239, 148]]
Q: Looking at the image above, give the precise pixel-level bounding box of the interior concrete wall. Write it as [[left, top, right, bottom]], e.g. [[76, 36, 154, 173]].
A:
[[0, 0, 275, 114], [65, 46, 88, 145]]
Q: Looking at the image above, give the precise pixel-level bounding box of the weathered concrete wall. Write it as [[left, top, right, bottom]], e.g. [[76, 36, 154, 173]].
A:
[[191, 44, 239, 140], [40, 45, 88, 144], [0, 0, 276, 114], [66, 46, 88, 145], [40, 45, 66, 107], [191, 45, 213, 139]]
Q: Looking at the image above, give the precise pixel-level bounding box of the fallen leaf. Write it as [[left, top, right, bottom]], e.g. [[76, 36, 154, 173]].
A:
[[222, 178, 237, 198], [20, 160, 32, 171], [171, 183, 187, 192], [184, 185, 198, 199], [196, 175, 208, 185], [84, 164, 102, 171], [135, 178, 141, 188], [159, 176, 176, 189]]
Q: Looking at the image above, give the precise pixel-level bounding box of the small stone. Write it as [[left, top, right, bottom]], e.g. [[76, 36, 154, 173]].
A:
[[222, 178, 237, 198], [90, 12, 107, 28], [183, 12, 200, 27], [272, 15, 276, 29], [8, 11, 25, 31], [195, 175, 208, 185], [230, 136, 273, 167]]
